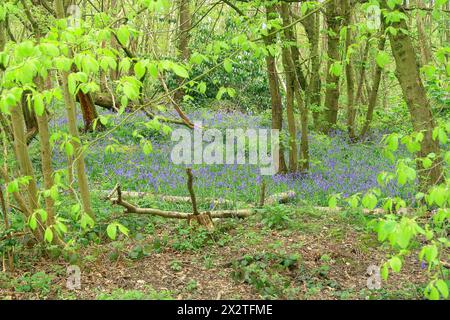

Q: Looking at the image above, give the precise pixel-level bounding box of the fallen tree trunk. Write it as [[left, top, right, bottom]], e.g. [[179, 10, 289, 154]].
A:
[[88, 92, 193, 128], [101, 189, 295, 207], [110, 196, 256, 219]]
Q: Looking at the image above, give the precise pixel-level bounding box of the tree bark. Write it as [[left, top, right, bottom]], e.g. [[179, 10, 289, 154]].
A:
[[359, 34, 386, 139], [280, 4, 298, 173], [302, 10, 321, 129], [55, 0, 94, 218], [415, 0, 432, 66], [383, 1, 443, 188], [323, 0, 342, 132], [264, 5, 287, 174], [174, 0, 191, 103], [77, 91, 101, 132], [343, 1, 356, 141], [35, 76, 56, 222]]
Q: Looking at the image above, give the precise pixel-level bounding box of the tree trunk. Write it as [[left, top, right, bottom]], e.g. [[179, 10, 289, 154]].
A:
[[383, 1, 442, 188], [415, 0, 432, 66], [264, 6, 287, 174], [280, 4, 298, 173], [10, 105, 39, 212], [359, 34, 386, 140], [343, 1, 356, 141], [323, 0, 341, 132], [174, 0, 191, 103], [55, 0, 94, 219], [77, 91, 101, 132], [302, 10, 321, 129], [35, 76, 56, 223]]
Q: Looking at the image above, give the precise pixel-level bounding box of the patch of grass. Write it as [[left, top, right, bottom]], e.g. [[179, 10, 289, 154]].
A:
[[96, 287, 173, 300]]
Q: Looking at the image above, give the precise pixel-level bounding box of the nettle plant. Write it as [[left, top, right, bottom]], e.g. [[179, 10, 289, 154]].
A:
[[329, 123, 449, 300]]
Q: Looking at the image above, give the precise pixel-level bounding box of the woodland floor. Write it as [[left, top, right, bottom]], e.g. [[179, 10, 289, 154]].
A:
[[0, 204, 429, 300]]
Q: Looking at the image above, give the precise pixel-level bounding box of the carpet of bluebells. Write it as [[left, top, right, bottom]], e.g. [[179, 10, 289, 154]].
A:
[[49, 108, 415, 207]]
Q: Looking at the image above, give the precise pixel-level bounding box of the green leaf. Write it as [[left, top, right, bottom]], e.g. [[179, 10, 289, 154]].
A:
[[55, 57, 73, 72], [134, 61, 147, 79], [68, 73, 77, 96], [427, 285, 440, 300], [197, 82, 206, 94], [328, 195, 337, 209], [172, 63, 189, 78], [40, 43, 60, 57], [389, 256, 402, 273], [381, 263, 389, 280], [376, 51, 390, 68], [44, 227, 54, 243], [106, 223, 117, 240], [435, 280, 449, 299], [7, 180, 19, 193], [116, 26, 130, 46], [34, 94, 45, 117], [117, 223, 129, 236], [329, 61, 343, 77], [147, 63, 158, 79], [29, 214, 37, 230], [224, 58, 233, 73], [142, 140, 153, 155], [396, 227, 412, 248], [65, 142, 74, 157], [362, 192, 377, 210]]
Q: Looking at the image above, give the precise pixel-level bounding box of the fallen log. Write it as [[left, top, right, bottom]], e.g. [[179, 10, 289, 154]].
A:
[[110, 196, 255, 219], [100, 189, 236, 206]]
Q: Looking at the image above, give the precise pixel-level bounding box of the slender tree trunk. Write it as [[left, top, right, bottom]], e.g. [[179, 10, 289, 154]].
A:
[[0, 20, 6, 54], [355, 41, 370, 106], [35, 77, 56, 222], [76, 91, 101, 132], [174, 0, 191, 103], [383, 1, 442, 188], [302, 10, 321, 129], [10, 105, 39, 212], [415, 0, 432, 66], [55, 0, 94, 218], [280, 4, 298, 173], [359, 34, 386, 139], [344, 2, 356, 141], [323, 0, 341, 132], [264, 6, 287, 174]]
